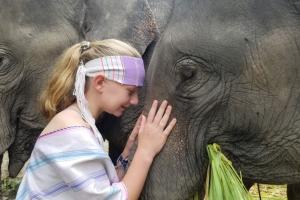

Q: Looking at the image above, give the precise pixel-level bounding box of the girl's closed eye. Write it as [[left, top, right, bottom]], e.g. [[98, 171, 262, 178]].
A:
[[128, 89, 135, 96], [126, 87, 137, 96]]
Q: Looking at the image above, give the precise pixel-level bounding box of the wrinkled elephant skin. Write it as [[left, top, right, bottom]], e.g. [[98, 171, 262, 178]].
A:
[[0, 0, 156, 177], [138, 0, 300, 199]]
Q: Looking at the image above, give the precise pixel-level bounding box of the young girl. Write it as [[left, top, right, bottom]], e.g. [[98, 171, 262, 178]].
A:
[[16, 39, 176, 200]]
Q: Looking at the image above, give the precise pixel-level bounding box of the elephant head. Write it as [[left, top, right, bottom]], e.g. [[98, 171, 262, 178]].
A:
[[136, 0, 300, 199], [0, 0, 156, 177]]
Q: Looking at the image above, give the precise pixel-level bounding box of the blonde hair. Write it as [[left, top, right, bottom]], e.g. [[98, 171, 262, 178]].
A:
[[40, 39, 141, 120]]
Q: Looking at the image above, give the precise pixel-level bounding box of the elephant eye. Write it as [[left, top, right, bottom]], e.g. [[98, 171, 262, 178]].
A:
[[0, 56, 9, 69], [175, 58, 197, 82], [174, 56, 219, 91], [180, 66, 196, 81], [0, 48, 20, 89], [0, 48, 17, 73]]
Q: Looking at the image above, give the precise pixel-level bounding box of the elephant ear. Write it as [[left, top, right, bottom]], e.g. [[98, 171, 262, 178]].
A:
[[83, 0, 157, 55]]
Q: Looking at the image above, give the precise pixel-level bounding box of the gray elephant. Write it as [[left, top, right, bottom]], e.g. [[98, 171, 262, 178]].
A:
[[104, 0, 300, 199], [0, 0, 156, 178], [142, 0, 300, 199]]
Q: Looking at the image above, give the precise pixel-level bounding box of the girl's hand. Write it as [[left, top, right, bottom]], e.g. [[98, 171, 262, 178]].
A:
[[137, 100, 177, 159], [122, 115, 142, 157]]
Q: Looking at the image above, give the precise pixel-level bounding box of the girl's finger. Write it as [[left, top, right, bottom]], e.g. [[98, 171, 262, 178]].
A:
[[147, 100, 158, 123], [138, 115, 146, 134], [130, 115, 142, 137], [159, 105, 172, 128], [163, 118, 177, 136], [153, 100, 168, 124]]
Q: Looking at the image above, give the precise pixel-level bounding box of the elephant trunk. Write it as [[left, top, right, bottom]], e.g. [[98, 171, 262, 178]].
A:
[[0, 100, 19, 151], [7, 105, 45, 177], [140, 121, 208, 200], [0, 105, 16, 177]]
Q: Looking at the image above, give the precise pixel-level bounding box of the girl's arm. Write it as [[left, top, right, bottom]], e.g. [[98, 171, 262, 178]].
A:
[[115, 115, 142, 179]]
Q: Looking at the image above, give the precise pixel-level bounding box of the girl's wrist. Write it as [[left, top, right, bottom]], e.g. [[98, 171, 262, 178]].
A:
[[116, 154, 129, 171], [122, 148, 130, 158], [135, 147, 155, 163]]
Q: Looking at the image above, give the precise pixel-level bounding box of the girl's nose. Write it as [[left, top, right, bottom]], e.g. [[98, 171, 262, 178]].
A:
[[130, 92, 139, 105]]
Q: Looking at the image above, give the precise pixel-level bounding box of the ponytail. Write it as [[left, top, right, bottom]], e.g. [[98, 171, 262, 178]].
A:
[[40, 43, 81, 120]]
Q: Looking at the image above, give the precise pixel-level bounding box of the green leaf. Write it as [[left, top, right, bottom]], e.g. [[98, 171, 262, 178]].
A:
[[204, 143, 253, 200]]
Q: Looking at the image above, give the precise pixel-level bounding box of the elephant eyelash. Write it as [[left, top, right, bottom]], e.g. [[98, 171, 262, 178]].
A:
[[177, 55, 217, 72]]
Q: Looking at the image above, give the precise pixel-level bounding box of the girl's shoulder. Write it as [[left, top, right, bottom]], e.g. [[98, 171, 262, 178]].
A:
[[40, 108, 90, 137]]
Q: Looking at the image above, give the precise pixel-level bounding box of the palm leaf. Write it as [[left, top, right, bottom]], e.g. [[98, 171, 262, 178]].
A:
[[204, 143, 252, 200]]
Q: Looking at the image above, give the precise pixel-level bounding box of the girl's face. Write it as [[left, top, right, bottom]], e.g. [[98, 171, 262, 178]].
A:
[[100, 80, 138, 117]]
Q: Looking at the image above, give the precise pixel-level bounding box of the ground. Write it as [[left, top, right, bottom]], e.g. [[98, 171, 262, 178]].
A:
[[249, 184, 287, 200]]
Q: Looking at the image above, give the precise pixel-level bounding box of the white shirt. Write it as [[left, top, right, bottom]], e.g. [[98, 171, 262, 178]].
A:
[[16, 126, 127, 200]]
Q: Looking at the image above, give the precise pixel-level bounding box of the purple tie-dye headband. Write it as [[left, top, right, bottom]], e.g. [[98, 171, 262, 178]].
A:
[[85, 56, 145, 86], [73, 55, 145, 145]]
